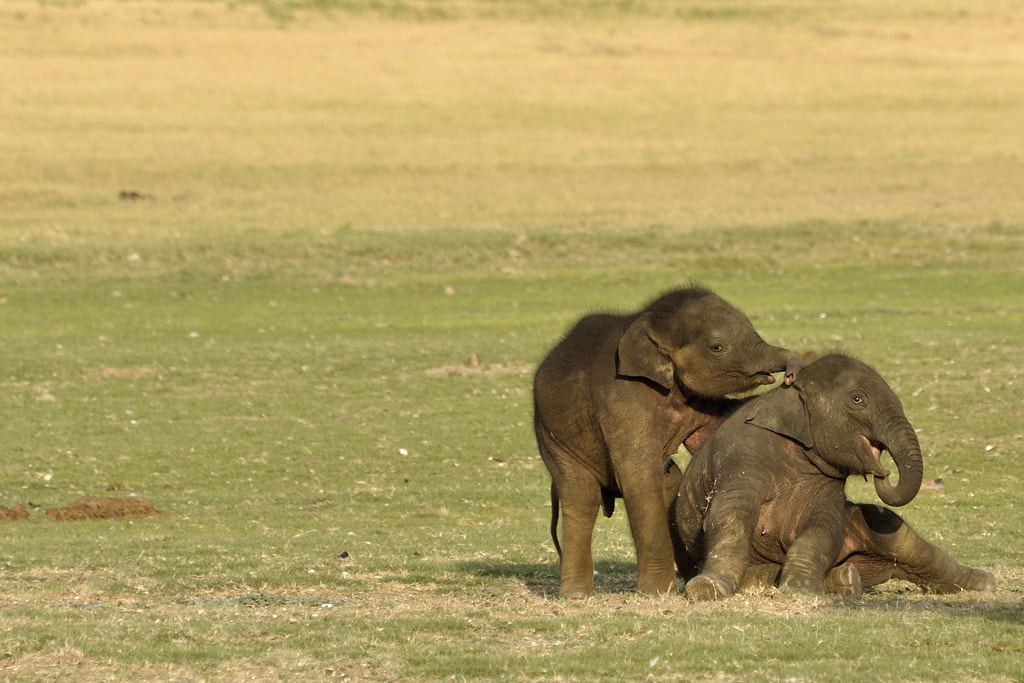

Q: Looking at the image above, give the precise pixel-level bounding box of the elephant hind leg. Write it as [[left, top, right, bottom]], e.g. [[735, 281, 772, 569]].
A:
[[537, 435, 602, 598], [918, 566, 997, 594], [842, 503, 996, 593], [738, 563, 781, 592], [734, 563, 862, 596], [557, 497, 601, 598], [548, 465, 602, 598], [823, 562, 862, 596]]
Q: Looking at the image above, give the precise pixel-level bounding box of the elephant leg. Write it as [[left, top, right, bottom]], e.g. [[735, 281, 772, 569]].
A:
[[779, 504, 844, 595], [841, 503, 996, 593], [823, 562, 863, 596], [538, 430, 604, 599], [555, 486, 602, 599], [662, 459, 683, 512], [737, 562, 861, 595], [664, 462, 705, 582], [622, 480, 677, 595], [666, 497, 704, 583], [685, 490, 760, 600], [739, 563, 781, 591]]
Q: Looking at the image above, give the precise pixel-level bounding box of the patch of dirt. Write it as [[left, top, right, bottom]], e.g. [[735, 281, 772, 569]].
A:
[[0, 504, 30, 520], [44, 496, 168, 521]]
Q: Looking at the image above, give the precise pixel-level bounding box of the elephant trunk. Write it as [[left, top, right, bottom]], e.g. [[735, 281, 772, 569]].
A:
[[752, 345, 804, 386], [781, 350, 804, 385], [872, 417, 924, 507]]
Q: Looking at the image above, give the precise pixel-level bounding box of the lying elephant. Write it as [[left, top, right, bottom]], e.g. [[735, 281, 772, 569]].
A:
[[665, 462, 995, 596], [664, 353, 995, 599], [534, 286, 803, 597]]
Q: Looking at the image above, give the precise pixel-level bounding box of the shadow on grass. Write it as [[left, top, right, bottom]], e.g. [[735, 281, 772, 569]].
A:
[[460, 560, 1024, 624], [849, 590, 1024, 623]]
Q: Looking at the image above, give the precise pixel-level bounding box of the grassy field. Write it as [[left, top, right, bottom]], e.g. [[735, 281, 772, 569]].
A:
[[2, 0, 1024, 680]]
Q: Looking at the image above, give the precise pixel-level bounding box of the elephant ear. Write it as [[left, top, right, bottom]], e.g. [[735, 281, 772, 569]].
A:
[[745, 386, 813, 448], [616, 316, 675, 391]]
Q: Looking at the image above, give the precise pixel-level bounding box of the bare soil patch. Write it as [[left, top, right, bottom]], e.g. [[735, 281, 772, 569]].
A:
[[0, 503, 29, 520], [44, 496, 167, 521]]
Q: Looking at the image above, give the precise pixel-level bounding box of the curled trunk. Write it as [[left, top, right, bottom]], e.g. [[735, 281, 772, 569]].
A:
[[872, 418, 924, 507]]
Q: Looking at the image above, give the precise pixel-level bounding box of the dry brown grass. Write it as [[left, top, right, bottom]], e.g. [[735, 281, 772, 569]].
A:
[[2, 0, 1023, 246]]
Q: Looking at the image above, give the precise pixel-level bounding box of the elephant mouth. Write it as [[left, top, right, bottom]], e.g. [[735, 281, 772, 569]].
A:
[[751, 371, 778, 386], [869, 439, 885, 459], [859, 435, 891, 480]]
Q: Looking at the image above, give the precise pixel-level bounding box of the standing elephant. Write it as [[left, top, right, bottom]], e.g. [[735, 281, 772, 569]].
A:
[[533, 286, 803, 598], [665, 352, 987, 600], [664, 463, 995, 596]]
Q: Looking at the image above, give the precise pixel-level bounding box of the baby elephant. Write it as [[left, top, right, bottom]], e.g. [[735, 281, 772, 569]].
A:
[[534, 287, 802, 598], [665, 353, 995, 599], [666, 463, 995, 596]]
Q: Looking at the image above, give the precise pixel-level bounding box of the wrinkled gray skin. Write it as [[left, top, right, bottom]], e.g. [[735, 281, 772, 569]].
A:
[[664, 462, 995, 596], [665, 353, 990, 599], [533, 287, 803, 598]]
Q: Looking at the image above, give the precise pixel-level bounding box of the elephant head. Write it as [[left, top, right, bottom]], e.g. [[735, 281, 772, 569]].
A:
[[616, 287, 803, 397], [746, 353, 924, 507]]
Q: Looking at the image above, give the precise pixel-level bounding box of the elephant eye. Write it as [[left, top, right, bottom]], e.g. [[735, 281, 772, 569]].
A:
[[709, 343, 724, 353], [850, 392, 867, 406]]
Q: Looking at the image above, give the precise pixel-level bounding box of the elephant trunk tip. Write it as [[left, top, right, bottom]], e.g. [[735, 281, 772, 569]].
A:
[[860, 434, 921, 507], [784, 352, 804, 385], [872, 455, 923, 507]]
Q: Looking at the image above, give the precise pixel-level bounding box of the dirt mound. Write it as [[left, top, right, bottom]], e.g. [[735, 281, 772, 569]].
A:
[[44, 496, 167, 521], [0, 504, 29, 520]]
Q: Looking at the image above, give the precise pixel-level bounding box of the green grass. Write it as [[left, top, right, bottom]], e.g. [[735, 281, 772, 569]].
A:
[[2, 1, 1024, 680], [3, 225, 1022, 681]]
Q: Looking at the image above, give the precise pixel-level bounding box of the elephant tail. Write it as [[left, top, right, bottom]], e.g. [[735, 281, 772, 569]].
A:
[[550, 483, 562, 559]]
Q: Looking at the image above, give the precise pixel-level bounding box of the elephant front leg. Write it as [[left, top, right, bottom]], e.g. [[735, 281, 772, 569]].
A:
[[686, 491, 760, 600], [779, 505, 844, 595], [623, 485, 677, 595]]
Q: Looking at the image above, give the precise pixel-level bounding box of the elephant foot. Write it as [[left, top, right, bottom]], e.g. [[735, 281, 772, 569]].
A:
[[559, 587, 593, 600], [685, 574, 731, 601], [558, 579, 595, 600], [779, 574, 826, 595], [739, 563, 782, 591], [637, 572, 679, 596], [823, 563, 863, 596], [970, 573, 995, 593], [963, 568, 997, 592], [921, 568, 997, 595]]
